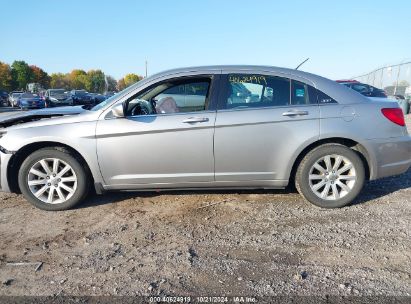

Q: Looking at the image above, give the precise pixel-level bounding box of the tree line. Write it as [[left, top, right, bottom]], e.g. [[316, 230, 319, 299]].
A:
[[0, 60, 143, 93]]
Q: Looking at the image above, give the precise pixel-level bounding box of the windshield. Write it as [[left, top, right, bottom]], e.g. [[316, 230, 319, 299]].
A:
[[90, 94, 118, 111], [90, 79, 143, 111], [50, 89, 66, 96], [12, 93, 22, 98], [74, 90, 88, 96], [89, 77, 149, 111], [21, 93, 37, 98]]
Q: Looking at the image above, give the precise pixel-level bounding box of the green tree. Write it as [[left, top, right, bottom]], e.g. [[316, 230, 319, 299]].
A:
[[11, 60, 33, 90], [106, 75, 117, 92], [392, 80, 410, 87], [50, 73, 71, 89], [86, 69, 105, 93], [69, 69, 87, 89], [0, 61, 14, 91], [30, 65, 50, 88], [117, 78, 126, 91], [124, 73, 142, 87], [76, 74, 91, 90], [117, 73, 142, 90]]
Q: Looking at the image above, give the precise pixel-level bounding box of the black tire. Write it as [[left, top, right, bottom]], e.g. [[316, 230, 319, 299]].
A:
[[18, 148, 90, 211], [295, 144, 365, 208]]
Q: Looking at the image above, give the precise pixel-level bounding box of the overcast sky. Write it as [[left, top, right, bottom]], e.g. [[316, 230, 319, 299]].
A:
[[1, 0, 410, 80]]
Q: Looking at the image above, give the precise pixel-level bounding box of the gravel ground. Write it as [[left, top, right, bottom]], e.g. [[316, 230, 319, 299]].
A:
[[0, 115, 410, 299]]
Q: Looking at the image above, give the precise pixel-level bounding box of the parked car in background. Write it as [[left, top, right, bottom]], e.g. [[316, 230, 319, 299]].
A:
[[104, 91, 116, 98], [0, 90, 9, 107], [88, 93, 107, 105], [337, 80, 388, 98], [70, 90, 93, 105], [389, 94, 410, 115], [0, 66, 409, 211], [44, 89, 74, 107], [405, 86, 411, 100], [9, 91, 24, 107], [17, 93, 45, 110]]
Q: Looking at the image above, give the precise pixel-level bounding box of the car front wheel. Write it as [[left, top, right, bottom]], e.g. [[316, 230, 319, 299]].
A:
[[295, 144, 365, 208], [18, 148, 90, 211]]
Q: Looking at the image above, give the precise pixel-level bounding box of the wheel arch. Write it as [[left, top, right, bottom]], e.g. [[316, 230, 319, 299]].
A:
[[7, 141, 95, 193], [289, 137, 372, 187]]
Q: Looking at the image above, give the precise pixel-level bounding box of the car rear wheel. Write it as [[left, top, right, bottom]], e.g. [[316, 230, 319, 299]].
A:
[[295, 144, 365, 208], [18, 148, 90, 211]]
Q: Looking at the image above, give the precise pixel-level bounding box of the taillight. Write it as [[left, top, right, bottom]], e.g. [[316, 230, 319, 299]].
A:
[[381, 108, 405, 126]]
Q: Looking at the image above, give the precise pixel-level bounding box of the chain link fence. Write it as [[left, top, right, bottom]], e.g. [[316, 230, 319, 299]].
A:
[[352, 61, 411, 98]]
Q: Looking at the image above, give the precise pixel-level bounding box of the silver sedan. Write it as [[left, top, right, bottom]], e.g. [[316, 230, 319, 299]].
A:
[[0, 66, 410, 211]]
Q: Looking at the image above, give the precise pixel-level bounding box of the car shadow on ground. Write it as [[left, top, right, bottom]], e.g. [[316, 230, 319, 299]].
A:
[[78, 168, 411, 209], [78, 188, 293, 209], [352, 168, 411, 205]]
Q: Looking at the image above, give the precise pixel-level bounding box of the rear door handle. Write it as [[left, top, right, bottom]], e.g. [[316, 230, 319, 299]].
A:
[[182, 117, 209, 123], [282, 110, 309, 116]]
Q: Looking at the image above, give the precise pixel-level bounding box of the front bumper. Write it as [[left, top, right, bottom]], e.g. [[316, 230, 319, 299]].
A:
[[20, 104, 45, 109], [366, 135, 411, 180], [0, 150, 13, 192], [49, 101, 73, 107], [74, 99, 94, 105]]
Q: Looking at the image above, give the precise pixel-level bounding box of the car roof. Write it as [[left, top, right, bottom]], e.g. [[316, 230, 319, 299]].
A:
[[338, 82, 362, 85], [151, 65, 321, 80], [335, 79, 359, 83], [145, 65, 368, 105]]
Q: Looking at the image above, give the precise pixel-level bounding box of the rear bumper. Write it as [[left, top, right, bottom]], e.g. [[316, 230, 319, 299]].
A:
[[366, 135, 411, 180]]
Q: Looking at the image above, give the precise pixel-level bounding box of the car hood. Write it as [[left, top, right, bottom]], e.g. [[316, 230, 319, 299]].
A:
[[75, 94, 91, 98], [50, 94, 71, 100], [20, 98, 43, 102], [0, 106, 86, 128]]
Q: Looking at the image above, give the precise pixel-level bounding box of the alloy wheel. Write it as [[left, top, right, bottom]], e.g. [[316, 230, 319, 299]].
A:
[[27, 158, 78, 204], [308, 154, 357, 201]]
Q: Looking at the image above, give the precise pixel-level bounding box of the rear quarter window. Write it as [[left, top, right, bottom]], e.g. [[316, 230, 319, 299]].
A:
[[316, 89, 338, 104], [291, 80, 318, 105]]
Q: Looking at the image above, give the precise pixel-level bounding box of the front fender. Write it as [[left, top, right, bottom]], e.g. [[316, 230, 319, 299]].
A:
[[1, 121, 104, 186]]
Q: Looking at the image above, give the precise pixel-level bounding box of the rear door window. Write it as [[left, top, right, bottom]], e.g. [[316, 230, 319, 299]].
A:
[[291, 80, 315, 105], [221, 74, 290, 109]]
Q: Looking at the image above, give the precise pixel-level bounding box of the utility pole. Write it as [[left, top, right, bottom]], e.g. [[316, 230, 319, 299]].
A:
[[104, 75, 108, 94]]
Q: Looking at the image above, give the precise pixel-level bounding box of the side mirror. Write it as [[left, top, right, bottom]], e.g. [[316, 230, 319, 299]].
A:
[[112, 103, 125, 118]]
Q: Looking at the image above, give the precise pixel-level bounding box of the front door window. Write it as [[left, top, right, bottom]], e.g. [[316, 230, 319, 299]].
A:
[[125, 78, 211, 116]]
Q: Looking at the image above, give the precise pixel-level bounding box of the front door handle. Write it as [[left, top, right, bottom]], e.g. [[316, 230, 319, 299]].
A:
[[182, 117, 209, 123], [282, 110, 309, 116]]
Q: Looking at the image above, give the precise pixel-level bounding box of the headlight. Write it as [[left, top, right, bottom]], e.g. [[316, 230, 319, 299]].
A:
[[50, 97, 58, 102]]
